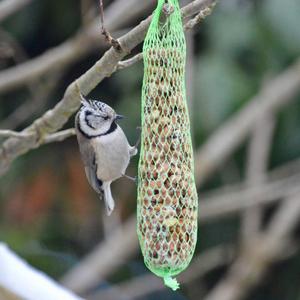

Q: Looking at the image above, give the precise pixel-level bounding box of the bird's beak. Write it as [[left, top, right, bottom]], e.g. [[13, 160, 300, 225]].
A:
[[115, 114, 125, 120]]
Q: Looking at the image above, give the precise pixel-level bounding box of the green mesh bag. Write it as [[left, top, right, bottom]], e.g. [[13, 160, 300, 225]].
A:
[[137, 0, 198, 291]]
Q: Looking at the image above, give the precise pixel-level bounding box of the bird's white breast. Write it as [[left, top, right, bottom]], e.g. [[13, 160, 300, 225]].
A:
[[92, 126, 130, 182]]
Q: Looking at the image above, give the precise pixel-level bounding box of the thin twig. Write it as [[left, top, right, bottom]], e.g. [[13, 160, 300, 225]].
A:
[[184, 1, 216, 30], [99, 0, 122, 51], [117, 53, 143, 70], [43, 128, 75, 144]]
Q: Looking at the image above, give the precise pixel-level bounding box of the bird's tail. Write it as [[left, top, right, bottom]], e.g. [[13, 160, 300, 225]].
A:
[[102, 182, 115, 216]]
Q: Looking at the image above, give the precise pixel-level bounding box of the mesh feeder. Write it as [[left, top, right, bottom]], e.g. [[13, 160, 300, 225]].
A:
[[137, 0, 198, 291]]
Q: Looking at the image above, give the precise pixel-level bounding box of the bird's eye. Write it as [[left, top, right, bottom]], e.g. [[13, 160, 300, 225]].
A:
[[103, 116, 109, 120]]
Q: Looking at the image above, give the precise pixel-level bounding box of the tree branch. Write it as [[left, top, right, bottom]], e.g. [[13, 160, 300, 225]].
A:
[[61, 216, 138, 294], [0, 130, 33, 138], [199, 171, 300, 222], [0, 0, 156, 94], [0, 0, 33, 23], [0, 128, 75, 143], [194, 57, 300, 186], [0, 0, 216, 176], [61, 158, 300, 295], [241, 113, 276, 238], [43, 129, 75, 144], [117, 53, 143, 70], [0, 72, 62, 129], [203, 193, 300, 300], [184, 1, 216, 30], [99, 0, 121, 50]]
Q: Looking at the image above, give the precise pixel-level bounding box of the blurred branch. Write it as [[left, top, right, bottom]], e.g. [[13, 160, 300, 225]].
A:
[[0, 0, 33, 22], [0, 29, 60, 130], [88, 189, 300, 300], [0, 28, 29, 63], [203, 193, 300, 300], [200, 171, 300, 222], [241, 113, 276, 238], [0, 243, 83, 300], [0, 72, 61, 129], [0, 0, 216, 176], [246, 114, 275, 182], [0, 0, 156, 94], [0, 0, 215, 94], [88, 245, 234, 300], [184, 1, 216, 30], [80, 0, 95, 26], [194, 57, 300, 186], [61, 158, 300, 295], [61, 216, 138, 294]]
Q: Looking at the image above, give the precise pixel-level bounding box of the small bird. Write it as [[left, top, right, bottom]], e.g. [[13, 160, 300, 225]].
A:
[[75, 94, 138, 215]]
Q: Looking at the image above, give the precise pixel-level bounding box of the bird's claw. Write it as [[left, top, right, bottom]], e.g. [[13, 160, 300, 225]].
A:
[[122, 173, 137, 185], [134, 126, 141, 148]]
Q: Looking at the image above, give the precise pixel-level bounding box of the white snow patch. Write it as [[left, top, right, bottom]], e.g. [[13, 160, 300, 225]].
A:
[[0, 243, 83, 300]]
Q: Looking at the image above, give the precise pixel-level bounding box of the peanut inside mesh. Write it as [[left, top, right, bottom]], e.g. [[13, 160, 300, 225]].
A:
[[138, 47, 198, 271]]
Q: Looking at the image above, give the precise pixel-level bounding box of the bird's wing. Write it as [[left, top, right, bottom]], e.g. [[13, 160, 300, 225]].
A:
[[75, 123, 103, 194]]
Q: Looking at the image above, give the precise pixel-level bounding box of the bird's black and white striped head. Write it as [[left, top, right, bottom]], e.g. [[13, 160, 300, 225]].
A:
[[76, 94, 123, 138]]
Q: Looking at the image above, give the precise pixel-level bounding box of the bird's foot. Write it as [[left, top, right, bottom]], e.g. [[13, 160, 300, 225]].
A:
[[130, 146, 138, 157], [134, 126, 141, 148], [122, 173, 137, 185]]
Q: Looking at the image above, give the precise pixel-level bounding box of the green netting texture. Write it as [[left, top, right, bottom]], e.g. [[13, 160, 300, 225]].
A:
[[137, 0, 198, 290]]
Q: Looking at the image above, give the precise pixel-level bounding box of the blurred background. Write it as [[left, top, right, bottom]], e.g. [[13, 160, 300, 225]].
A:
[[0, 0, 300, 299]]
